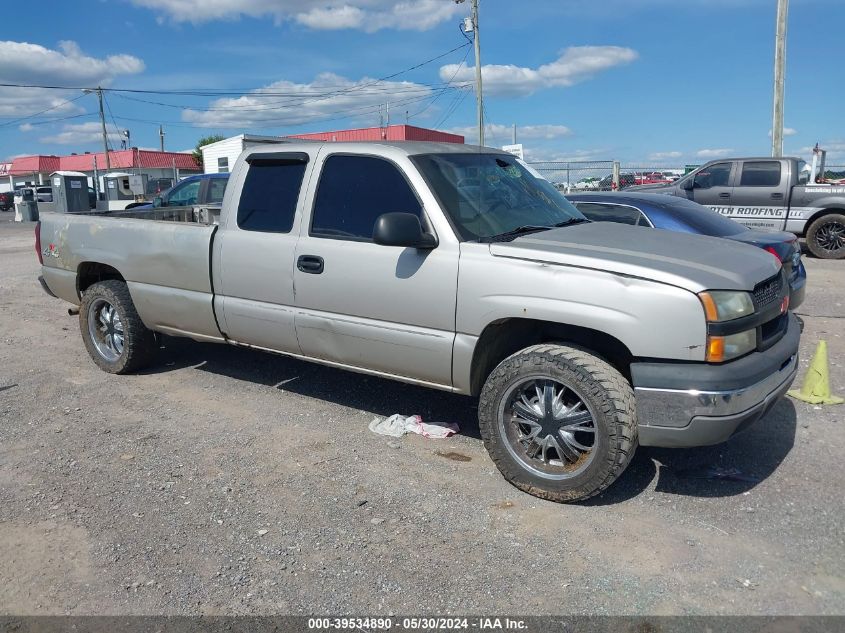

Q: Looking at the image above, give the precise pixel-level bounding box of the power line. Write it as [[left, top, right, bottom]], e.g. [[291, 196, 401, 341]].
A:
[[110, 90, 448, 131], [408, 37, 472, 121], [103, 92, 122, 152], [0, 92, 87, 127], [0, 43, 471, 98]]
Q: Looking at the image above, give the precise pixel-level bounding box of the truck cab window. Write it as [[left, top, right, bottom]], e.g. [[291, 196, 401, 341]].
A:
[[311, 155, 421, 240], [694, 162, 732, 189], [237, 162, 306, 233], [740, 161, 781, 187]]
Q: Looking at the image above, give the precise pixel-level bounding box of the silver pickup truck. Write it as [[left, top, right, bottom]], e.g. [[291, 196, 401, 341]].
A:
[[628, 156, 845, 259], [36, 141, 800, 502]]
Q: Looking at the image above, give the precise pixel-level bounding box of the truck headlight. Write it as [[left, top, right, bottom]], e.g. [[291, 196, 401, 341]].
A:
[[698, 290, 754, 322], [706, 329, 757, 362]]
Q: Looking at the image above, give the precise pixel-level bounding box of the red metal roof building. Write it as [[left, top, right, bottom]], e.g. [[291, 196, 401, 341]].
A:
[[8, 149, 199, 176], [289, 124, 464, 144]]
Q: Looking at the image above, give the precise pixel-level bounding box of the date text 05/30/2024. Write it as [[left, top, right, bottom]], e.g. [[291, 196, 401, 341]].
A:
[[307, 618, 528, 630]]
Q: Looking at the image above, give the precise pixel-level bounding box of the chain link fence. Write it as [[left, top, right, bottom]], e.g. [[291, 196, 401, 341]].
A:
[[527, 161, 614, 192], [823, 165, 845, 183], [528, 160, 845, 189], [527, 161, 693, 192]]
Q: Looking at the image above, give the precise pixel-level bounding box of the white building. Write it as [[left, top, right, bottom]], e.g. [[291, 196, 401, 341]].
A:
[[200, 135, 286, 174]]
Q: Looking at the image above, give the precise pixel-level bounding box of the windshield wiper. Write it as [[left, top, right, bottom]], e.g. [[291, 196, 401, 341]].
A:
[[479, 225, 553, 242], [550, 218, 590, 228], [479, 217, 590, 242]]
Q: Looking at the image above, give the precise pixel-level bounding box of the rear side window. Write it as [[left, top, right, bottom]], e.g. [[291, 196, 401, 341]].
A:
[[311, 155, 421, 240], [574, 202, 647, 226], [740, 161, 781, 187], [237, 161, 306, 233], [208, 178, 227, 204]]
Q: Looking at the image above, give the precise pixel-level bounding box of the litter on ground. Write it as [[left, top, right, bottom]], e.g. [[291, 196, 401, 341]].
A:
[[369, 414, 459, 439]]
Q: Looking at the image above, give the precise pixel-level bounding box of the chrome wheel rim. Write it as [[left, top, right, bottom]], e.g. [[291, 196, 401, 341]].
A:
[[498, 376, 597, 480], [816, 220, 845, 253], [87, 298, 124, 362]]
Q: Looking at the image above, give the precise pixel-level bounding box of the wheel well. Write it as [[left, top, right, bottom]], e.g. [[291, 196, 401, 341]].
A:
[[469, 318, 634, 396], [803, 208, 845, 235], [77, 262, 125, 297]]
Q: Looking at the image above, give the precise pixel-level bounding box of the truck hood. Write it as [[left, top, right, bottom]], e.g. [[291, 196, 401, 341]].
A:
[[489, 222, 780, 293]]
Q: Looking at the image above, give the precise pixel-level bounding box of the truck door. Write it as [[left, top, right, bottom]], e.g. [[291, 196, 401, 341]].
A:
[[292, 151, 459, 388], [687, 161, 735, 219], [729, 160, 788, 231], [212, 151, 314, 354]]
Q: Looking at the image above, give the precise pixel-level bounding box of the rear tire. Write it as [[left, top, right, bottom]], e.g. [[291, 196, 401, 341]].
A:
[[478, 344, 638, 503], [79, 280, 157, 374], [806, 213, 845, 259]]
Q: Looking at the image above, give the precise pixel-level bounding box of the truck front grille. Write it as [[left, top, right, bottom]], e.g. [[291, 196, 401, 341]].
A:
[[752, 273, 785, 311]]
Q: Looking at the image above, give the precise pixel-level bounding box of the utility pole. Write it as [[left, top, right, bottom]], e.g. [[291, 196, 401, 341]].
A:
[[456, 0, 484, 146], [471, 0, 483, 146], [771, 0, 789, 157], [159, 124, 165, 152], [512, 123, 516, 145], [96, 88, 111, 170]]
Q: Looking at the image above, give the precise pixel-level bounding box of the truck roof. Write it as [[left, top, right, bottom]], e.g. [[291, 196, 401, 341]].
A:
[[701, 156, 803, 163], [242, 141, 506, 158]]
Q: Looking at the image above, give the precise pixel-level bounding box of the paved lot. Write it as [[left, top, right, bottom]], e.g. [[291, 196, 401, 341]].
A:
[[0, 216, 843, 616]]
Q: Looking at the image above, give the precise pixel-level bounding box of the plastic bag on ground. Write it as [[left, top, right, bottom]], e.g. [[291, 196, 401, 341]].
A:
[[368, 414, 459, 439]]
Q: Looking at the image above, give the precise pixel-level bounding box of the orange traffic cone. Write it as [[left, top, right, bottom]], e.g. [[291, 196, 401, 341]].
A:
[[787, 341, 844, 405]]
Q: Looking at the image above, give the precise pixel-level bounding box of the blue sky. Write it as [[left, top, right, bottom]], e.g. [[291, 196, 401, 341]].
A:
[[1, 0, 843, 165]]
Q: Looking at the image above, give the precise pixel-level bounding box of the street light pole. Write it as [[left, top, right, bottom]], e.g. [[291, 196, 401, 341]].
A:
[[771, 0, 789, 157]]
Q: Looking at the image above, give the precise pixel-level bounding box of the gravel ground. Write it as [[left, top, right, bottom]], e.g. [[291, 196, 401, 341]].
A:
[[0, 217, 843, 615]]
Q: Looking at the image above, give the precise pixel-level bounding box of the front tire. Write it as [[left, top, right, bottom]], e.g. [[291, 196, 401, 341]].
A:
[[806, 213, 845, 259], [79, 280, 157, 374], [478, 344, 637, 503]]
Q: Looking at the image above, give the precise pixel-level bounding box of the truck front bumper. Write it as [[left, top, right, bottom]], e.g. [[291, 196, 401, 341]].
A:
[[632, 313, 800, 448]]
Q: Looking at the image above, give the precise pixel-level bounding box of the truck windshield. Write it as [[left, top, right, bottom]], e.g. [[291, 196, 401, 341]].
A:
[[412, 153, 585, 241]]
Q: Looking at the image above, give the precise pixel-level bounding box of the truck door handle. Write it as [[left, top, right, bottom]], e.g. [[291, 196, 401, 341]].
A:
[[771, 192, 784, 200], [718, 192, 731, 199], [297, 255, 324, 274]]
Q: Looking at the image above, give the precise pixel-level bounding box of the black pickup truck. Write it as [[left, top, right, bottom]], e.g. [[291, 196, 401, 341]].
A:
[[628, 157, 845, 259]]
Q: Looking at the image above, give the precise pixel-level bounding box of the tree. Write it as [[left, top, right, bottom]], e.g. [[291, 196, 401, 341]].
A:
[[192, 134, 227, 168]]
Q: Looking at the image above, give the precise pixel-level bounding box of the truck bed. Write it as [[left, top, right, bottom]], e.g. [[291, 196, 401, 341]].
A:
[[38, 211, 223, 342], [66, 204, 221, 225]]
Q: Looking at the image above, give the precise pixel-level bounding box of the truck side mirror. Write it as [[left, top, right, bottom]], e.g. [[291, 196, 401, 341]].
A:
[[680, 178, 694, 191], [373, 212, 437, 249], [153, 196, 164, 208]]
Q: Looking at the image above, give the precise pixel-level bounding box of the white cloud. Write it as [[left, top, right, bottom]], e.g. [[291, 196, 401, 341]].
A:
[[180, 72, 436, 128], [0, 40, 144, 118], [40, 122, 124, 145], [439, 46, 638, 97], [19, 123, 34, 132], [130, 0, 460, 30], [768, 127, 797, 137], [648, 151, 682, 160], [696, 148, 734, 158], [0, 40, 143, 85], [449, 123, 573, 141]]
